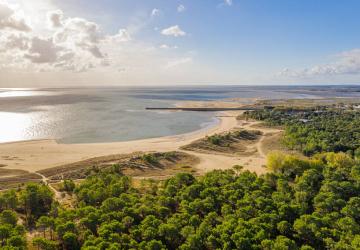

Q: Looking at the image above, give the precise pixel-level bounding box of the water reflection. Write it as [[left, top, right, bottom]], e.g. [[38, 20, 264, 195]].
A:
[[1, 86, 353, 144], [0, 112, 34, 142], [0, 89, 55, 98]]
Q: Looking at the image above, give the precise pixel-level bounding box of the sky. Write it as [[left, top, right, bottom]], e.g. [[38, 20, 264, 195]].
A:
[[1, 0, 360, 87]]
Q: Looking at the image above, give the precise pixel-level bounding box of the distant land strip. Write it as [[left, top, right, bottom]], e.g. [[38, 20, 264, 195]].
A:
[[145, 107, 263, 111]]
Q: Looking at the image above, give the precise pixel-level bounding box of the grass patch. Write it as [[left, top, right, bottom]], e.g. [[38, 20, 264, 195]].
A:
[[181, 129, 262, 155], [37, 151, 199, 181]]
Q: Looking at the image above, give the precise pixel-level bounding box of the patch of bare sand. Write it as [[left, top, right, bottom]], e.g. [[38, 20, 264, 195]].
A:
[[183, 119, 283, 175], [182, 150, 267, 175]]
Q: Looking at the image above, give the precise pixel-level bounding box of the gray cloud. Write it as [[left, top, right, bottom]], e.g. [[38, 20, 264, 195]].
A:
[[0, 13, 106, 72], [0, 4, 197, 79], [24, 37, 61, 63], [1, 33, 29, 50], [47, 10, 63, 29], [53, 17, 105, 58]]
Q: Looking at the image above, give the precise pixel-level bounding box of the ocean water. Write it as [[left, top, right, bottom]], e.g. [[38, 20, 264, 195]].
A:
[[0, 85, 359, 144]]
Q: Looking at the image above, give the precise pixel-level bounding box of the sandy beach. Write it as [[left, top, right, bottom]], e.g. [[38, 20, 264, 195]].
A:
[[0, 106, 280, 184], [0, 111, 240, 170]]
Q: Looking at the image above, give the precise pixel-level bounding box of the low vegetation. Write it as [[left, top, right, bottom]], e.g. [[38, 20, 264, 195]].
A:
[[60, 180, 76, 193], [37, 151, 197, 181], [181, 129, 262, 155], [0, 172, 42, 190]]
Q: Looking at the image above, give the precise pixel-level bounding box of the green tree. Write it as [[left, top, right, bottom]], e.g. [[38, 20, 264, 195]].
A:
[[7, 235, 26, 249], [33, 237, 57, 250], [63, 232, 79, 250], [0, 225, 11, 247], [0, 210, 17, 226], [36, 216, 54, 239], [62, 180, 76, 193], [20, 183, 53, 225], [1, 190, 18, 210]]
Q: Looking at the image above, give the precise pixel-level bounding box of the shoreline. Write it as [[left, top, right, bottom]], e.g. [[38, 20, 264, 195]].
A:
[[0, 114, 222, 146], [0, 111, 242, 173]]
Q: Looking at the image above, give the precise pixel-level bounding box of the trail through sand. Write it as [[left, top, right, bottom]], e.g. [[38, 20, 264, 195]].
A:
[[34, 172, 62, 200]]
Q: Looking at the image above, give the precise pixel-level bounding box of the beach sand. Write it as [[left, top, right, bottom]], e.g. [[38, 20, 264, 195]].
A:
[[0, 111, 241, 170], [0, 107, 278, 179]]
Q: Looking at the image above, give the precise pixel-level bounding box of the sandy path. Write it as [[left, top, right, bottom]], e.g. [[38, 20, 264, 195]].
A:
[[255, 126, 283, 159], [256, 136, 267, 158], [34, 172, 62, 200]]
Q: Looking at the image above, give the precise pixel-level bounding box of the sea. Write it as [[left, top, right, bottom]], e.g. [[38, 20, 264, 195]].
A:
[[0, 85, 360, 144]]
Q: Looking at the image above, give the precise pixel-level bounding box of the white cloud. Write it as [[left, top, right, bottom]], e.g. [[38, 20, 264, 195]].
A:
[[47, 10, 63, 29], [53, 17, 104, 58], [0, 8, 107, 72], [224, 0, 233, 6], [166, 57, 192, 68], [0, 7, 189, 75], [0, 30, 105, 72], [0, 32, 29, 51], [161, 25, 186, 37], [0, 2, 31, 31], [159, 44, 169, 49], [177, 5, 185, 13], [159, 44, 178, 49], [105, 29, 131, 43], [0, 3, 210, 85], [151, 8, 160, 17], [278, 49, 360, 79]]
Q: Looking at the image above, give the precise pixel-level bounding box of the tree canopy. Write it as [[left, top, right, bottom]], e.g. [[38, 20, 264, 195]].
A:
[[244, 109, 360, 156], [0, 151, 357, 249]]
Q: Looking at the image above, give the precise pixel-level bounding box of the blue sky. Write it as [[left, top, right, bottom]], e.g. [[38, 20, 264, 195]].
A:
[[1, 0, 360, 86]]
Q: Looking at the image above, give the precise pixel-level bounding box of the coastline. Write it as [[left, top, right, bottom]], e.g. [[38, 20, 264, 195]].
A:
[[0, 111, 243, 173]]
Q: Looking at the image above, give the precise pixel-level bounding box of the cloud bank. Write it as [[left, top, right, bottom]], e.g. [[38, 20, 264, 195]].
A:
[[0, 1, 199, 86], [0, 2, 31, 31], [279, 49, 360, 79]]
